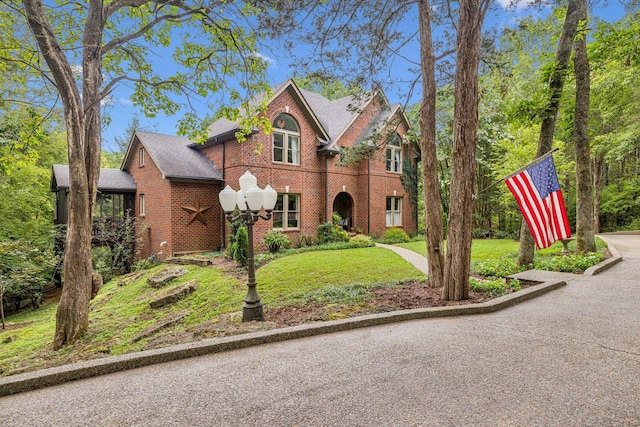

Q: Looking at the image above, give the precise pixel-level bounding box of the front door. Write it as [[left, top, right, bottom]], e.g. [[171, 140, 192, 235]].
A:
[[332, 192, 353, 230]]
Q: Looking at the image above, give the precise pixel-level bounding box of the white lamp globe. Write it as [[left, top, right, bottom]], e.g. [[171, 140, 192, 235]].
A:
[[239, 171, 257, 194], [236, 190, 247, 211], [245, 185, 264, 211], [263, 185, 278, 211], [219, 185, 237, 213]]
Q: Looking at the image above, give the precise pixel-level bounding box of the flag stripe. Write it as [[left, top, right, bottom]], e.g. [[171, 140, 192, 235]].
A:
[[505, 156, 571, 249], [506, 172, 547, 248]]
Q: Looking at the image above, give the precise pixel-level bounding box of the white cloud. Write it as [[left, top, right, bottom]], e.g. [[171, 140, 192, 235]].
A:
[[69, 65, 84, 79], [497, 0, 542, 10], [253, 52, 276, 68], [118, 98, 133, 106], [101, 96, 113, 106]]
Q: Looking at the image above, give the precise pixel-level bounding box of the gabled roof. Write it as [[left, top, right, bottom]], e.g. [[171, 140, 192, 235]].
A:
[[206, 79, 373, 145], [50, 165, 137, 192], [122, 131, 223, 182], [355, 103, 408, 146], [205, 79, 410, 154], [297, 88, 366, 141]]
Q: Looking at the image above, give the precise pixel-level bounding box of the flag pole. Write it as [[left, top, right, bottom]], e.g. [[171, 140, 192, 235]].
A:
[[474, 148, 559, 198]]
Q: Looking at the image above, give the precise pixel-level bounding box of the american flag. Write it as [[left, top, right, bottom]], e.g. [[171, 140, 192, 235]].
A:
[[505, 155, 571, 249]]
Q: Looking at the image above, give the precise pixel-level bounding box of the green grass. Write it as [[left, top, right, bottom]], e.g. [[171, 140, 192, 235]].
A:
[[257, 247, 422, 306], [0, 239, 608, 376], [395, 239, 520, 259], [0, 246, 421, 376]]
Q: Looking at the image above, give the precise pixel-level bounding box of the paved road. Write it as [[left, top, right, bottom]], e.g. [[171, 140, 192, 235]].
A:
[[1, 235, 639, 426]]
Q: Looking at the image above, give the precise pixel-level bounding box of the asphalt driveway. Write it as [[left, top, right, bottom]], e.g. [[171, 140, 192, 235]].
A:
[[0, 234, 638, 426]]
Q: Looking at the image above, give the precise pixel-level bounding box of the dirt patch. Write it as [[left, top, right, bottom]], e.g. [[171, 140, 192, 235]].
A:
[[264, 280, 528, 328], [1, 321, 34, 333]]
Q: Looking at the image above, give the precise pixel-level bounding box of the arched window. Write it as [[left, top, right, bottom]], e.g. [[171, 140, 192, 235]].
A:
[[386, 133, 402, 173], [273, 114, 300, 165]]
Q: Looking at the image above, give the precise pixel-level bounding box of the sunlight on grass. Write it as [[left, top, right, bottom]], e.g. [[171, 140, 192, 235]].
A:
[[395, 239, 520, 260], [257, 247, 423, 305], [0, 237, 608, 377]]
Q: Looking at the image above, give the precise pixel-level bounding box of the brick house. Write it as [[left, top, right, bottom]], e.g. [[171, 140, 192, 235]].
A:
[[52, 79, 417, 260]]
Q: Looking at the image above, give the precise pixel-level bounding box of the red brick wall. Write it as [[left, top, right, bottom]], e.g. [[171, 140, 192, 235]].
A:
[[200, 85, 418, 247], [128, 139, 225, 260], [170, 181, 224, 254], [127, 140, 173, 260], [126, 86, 416, 260]]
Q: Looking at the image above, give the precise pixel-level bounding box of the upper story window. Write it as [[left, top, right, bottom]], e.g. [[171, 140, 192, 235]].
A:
[[139, 147, 145, 167], [273, 114, 300, 165], [386, 134, 402, 173]]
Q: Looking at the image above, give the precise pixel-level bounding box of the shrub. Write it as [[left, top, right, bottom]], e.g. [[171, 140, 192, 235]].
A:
[[293, 232, 316, 248], [473, 228, 489, 239], [232, 226, 248, 267], [133, 258, 155, 271], [471, 258, 522, 278], [382, 228, 410, 244], [533, 252, 604, 273], [92, 247, 114, 283], [0, 241, 56, 314], [317, 222, 349, 244], [493, 230, 509, 239], [349, 234, 374, 248], [262, 231, 291, 253], [470, 278, 521, 297]]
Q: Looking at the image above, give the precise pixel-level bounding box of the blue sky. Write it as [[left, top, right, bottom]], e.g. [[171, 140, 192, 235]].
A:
[[100, 1, 628, 152]]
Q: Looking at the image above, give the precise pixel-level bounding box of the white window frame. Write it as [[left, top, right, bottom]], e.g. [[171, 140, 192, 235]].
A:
[[273, 194, 300, 230], [273, 114, 300, 165], [386, 197, 402, 227], [139, 147, 145, 167], [386, 135, 402, 173], [139, 193, 146, 217]]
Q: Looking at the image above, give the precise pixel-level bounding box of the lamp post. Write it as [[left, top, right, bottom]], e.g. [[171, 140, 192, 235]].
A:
[[219, 171, 278, 322]]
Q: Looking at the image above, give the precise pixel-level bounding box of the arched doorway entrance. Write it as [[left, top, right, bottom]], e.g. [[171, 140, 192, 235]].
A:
[[332, 192, 354, 230]]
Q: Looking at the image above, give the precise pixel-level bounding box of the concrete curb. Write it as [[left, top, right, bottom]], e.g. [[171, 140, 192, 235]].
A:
[[584, 236, 622, 276], [0, 279, 566, 398]]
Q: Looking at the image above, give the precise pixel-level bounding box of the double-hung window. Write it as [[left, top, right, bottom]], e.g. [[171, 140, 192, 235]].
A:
[[273, 194, 299, 230], [386, 197, 402, 227], [386, 134, 402, 173], [273, 114, 300, 165]]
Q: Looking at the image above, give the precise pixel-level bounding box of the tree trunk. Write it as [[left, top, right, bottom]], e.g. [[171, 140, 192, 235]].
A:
[[1, 287, 5, 330], [418, 0, 445, 288], [442, 0, 487, 300], [23, 0, 103, 349], [592, 155, 603, 233], [517, 0, 581, 265], [573, 0, 595, 252]]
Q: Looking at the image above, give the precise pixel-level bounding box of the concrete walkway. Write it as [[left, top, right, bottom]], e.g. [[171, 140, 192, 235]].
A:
[[0, 235, 638, 426], [376, 242, 429, 274]]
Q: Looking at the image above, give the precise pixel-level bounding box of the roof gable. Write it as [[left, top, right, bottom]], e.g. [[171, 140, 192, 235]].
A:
[[204, 79, 411, 153], [355, 103, 411, 146], [122, 131, 223, 182]]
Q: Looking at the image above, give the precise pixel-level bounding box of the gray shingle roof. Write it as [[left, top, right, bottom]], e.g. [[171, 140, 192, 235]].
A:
[[134, 131, 223, 181], [298, 89, 365, 140], [51, 165, 137, 192], [355, 103, 402, 146], [206, 80, 370, 145]]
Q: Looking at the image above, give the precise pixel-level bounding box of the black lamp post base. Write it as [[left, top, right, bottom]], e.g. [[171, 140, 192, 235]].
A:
[[243, 303, 264, 322]]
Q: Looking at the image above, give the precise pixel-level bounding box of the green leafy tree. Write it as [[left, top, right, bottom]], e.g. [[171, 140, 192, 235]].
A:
[[0, 106, 66, 244], [589, 13, 640, 231], [1, 0, 289, 349]]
